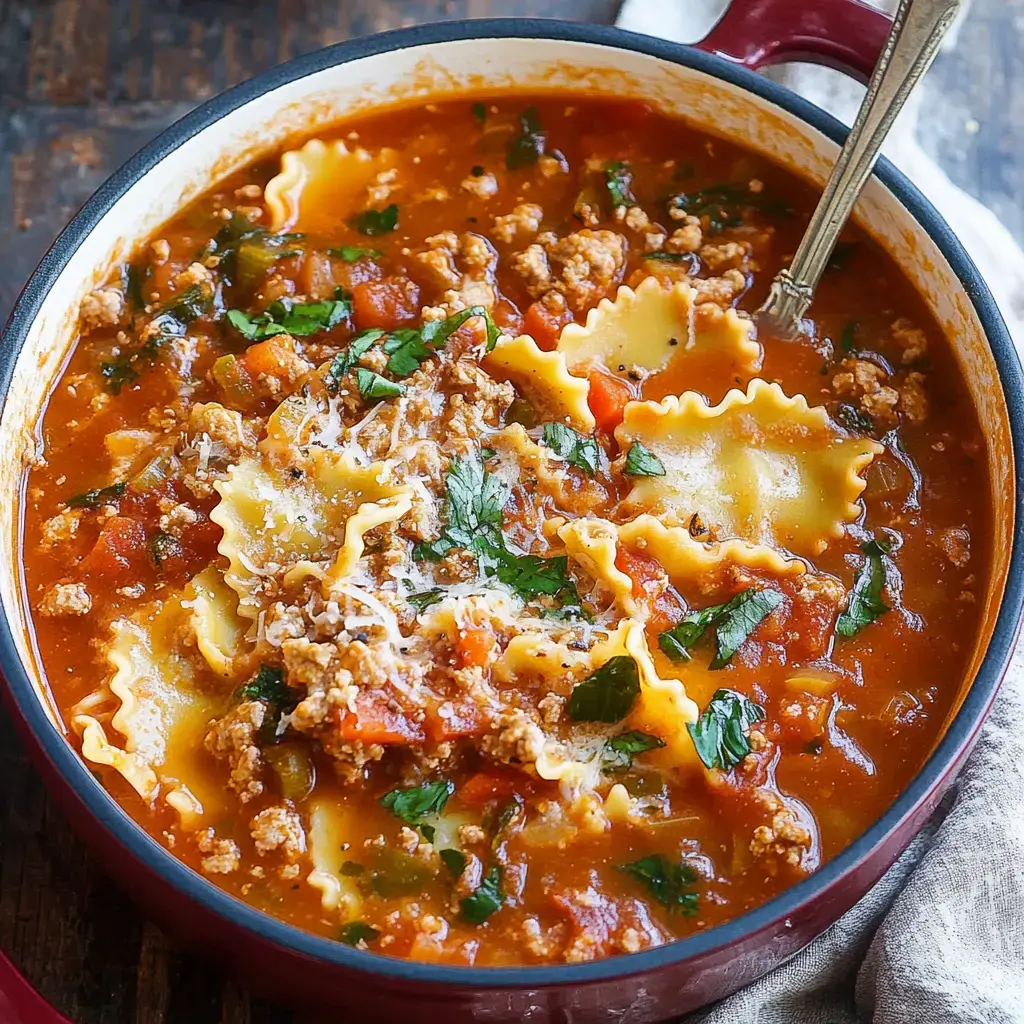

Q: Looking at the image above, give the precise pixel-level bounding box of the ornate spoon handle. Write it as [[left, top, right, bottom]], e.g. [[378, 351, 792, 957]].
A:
[[756, 0, 960, 338]]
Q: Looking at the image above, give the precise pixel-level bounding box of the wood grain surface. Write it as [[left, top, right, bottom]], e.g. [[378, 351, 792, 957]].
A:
[[0, 1, 1020, 1021]]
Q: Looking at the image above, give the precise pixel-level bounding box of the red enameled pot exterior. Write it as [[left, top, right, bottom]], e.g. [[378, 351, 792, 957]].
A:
[[2, 2, 1022, 1021]]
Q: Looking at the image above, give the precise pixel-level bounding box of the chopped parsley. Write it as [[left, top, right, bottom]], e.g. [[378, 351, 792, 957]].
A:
[[460, 865, 504, 924], [602, 730, 666, 772], [148, 530, 182, 568], [687, 688, 765, 770], [326, 328, 385, 388], [567, 655, 641, 723], [338, 921, 380, 946], [506, 106, 546, 170], [380, 780, 454, 842], [618, 855, 699, 914], [624, 441, 665, 477], [328, 245, 382, 262], [383, 305, 495, 377], [99, 361, 138, 394], [227, 296, 350, 341], [658, 587, 783, 668], [66, 480, 127, 509], [541, 422, 600, 475], [404, 588, 445, 613], [413, 452, 584, 613], [605, 161, 635, 208], [666, 182, 788, 234], [237, 665, 292, 706], [439, 848, 467, 878], [351, 203, 399, 236], [205, 213, 303, 288], [161, 283, 213, 324], [356, 367, 406, 401], [836, 539, 890, 636]]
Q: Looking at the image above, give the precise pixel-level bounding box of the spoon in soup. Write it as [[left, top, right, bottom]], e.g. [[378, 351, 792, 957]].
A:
[[755, 0, 961, 340]]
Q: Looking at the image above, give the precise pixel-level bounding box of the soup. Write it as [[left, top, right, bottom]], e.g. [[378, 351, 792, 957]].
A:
[[22, 94, 989, 965]]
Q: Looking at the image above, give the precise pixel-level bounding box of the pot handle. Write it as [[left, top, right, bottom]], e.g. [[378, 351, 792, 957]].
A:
[[696, 0, 891, 84]]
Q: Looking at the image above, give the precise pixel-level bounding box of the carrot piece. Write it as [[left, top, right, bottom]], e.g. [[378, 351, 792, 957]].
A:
[[80, 516, 147, 578], [351, 277, 420, 330], [523, 300, 574, 351], [336, 691, 425, 745], [458, 770, 521, 807], [455, 627, 496, 669], [614, 546, 665, 599], [587, 366, 633, 432], [240, 334, 298, 378]]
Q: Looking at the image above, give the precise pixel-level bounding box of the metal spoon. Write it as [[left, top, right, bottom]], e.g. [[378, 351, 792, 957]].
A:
[[755, 0, 961, 340]]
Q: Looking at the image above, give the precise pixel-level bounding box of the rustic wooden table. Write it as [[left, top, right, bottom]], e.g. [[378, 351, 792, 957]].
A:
[[0, 1, 1020, 1021]]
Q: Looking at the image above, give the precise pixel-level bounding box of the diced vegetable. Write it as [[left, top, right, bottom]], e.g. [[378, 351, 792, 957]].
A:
[[211, 353, 256, 409], [337, 691, 425, 745], [80, 516, 147, 577], [455, 627, 496, 669], [351, 278, 421, 330], [586, 367, 633, 432], [264, 743, 315, 803], [522, 300, 573, 351]]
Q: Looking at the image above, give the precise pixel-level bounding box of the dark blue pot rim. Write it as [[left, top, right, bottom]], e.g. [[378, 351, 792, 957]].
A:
[[1, 16, 1022, 991]]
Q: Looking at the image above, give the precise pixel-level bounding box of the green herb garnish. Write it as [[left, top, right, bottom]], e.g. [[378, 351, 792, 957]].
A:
[[384, 306, 491, 377], [439, 848, 467, 878], [227, 297, 350, 341], [237, 664, 291, 705], [666, 182, 787, 234], [329, 246, 382, 262], [352, 203, 399, 236], [99, 361, 138, 394], [148, 530, 182, 568], [605, 161, 635, 209], [356, 368, 406, 402], [568, 656, 641, 723], [618, 855, 699, 914], [506, 106, 545, 170], [603, 730, 666, 772], [541, 422, 600, 475], [66, 480, 127, 509], [687, 688, 765, 770], [624, 441, 665, 477], [380, 780, 454, 842], [206, 213, 303, 288], [460, 865, 504, 924], [471, 101, 487, 125], [405, 588, 445, 613], [339, 922, 380, 946], [325, 328, 385, 389], [414, 452, 583, 613], [658, 588, 782, 668], [836, 539, 890, 636]]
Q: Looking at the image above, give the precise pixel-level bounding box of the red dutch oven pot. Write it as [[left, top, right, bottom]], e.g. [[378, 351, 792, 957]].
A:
[[1, 1, 1021, 1020]]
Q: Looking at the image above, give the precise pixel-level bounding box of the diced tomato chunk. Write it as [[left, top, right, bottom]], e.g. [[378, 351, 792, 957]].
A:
[[523, 300, 574, 351], [336, 691, 425, 745], [458, 769, 522, 807], [776, 692, 830, 746], [615, 545, 686, 634], [455, 627, 496, 669], [587, 366, 633, 432], [352, 277, 420, 330], [80, 516, 147, 578], [425, 700, 487, 742]]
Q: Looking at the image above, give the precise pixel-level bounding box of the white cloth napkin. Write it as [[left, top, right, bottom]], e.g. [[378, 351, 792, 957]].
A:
[[615, 2, 1024, 1020]]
